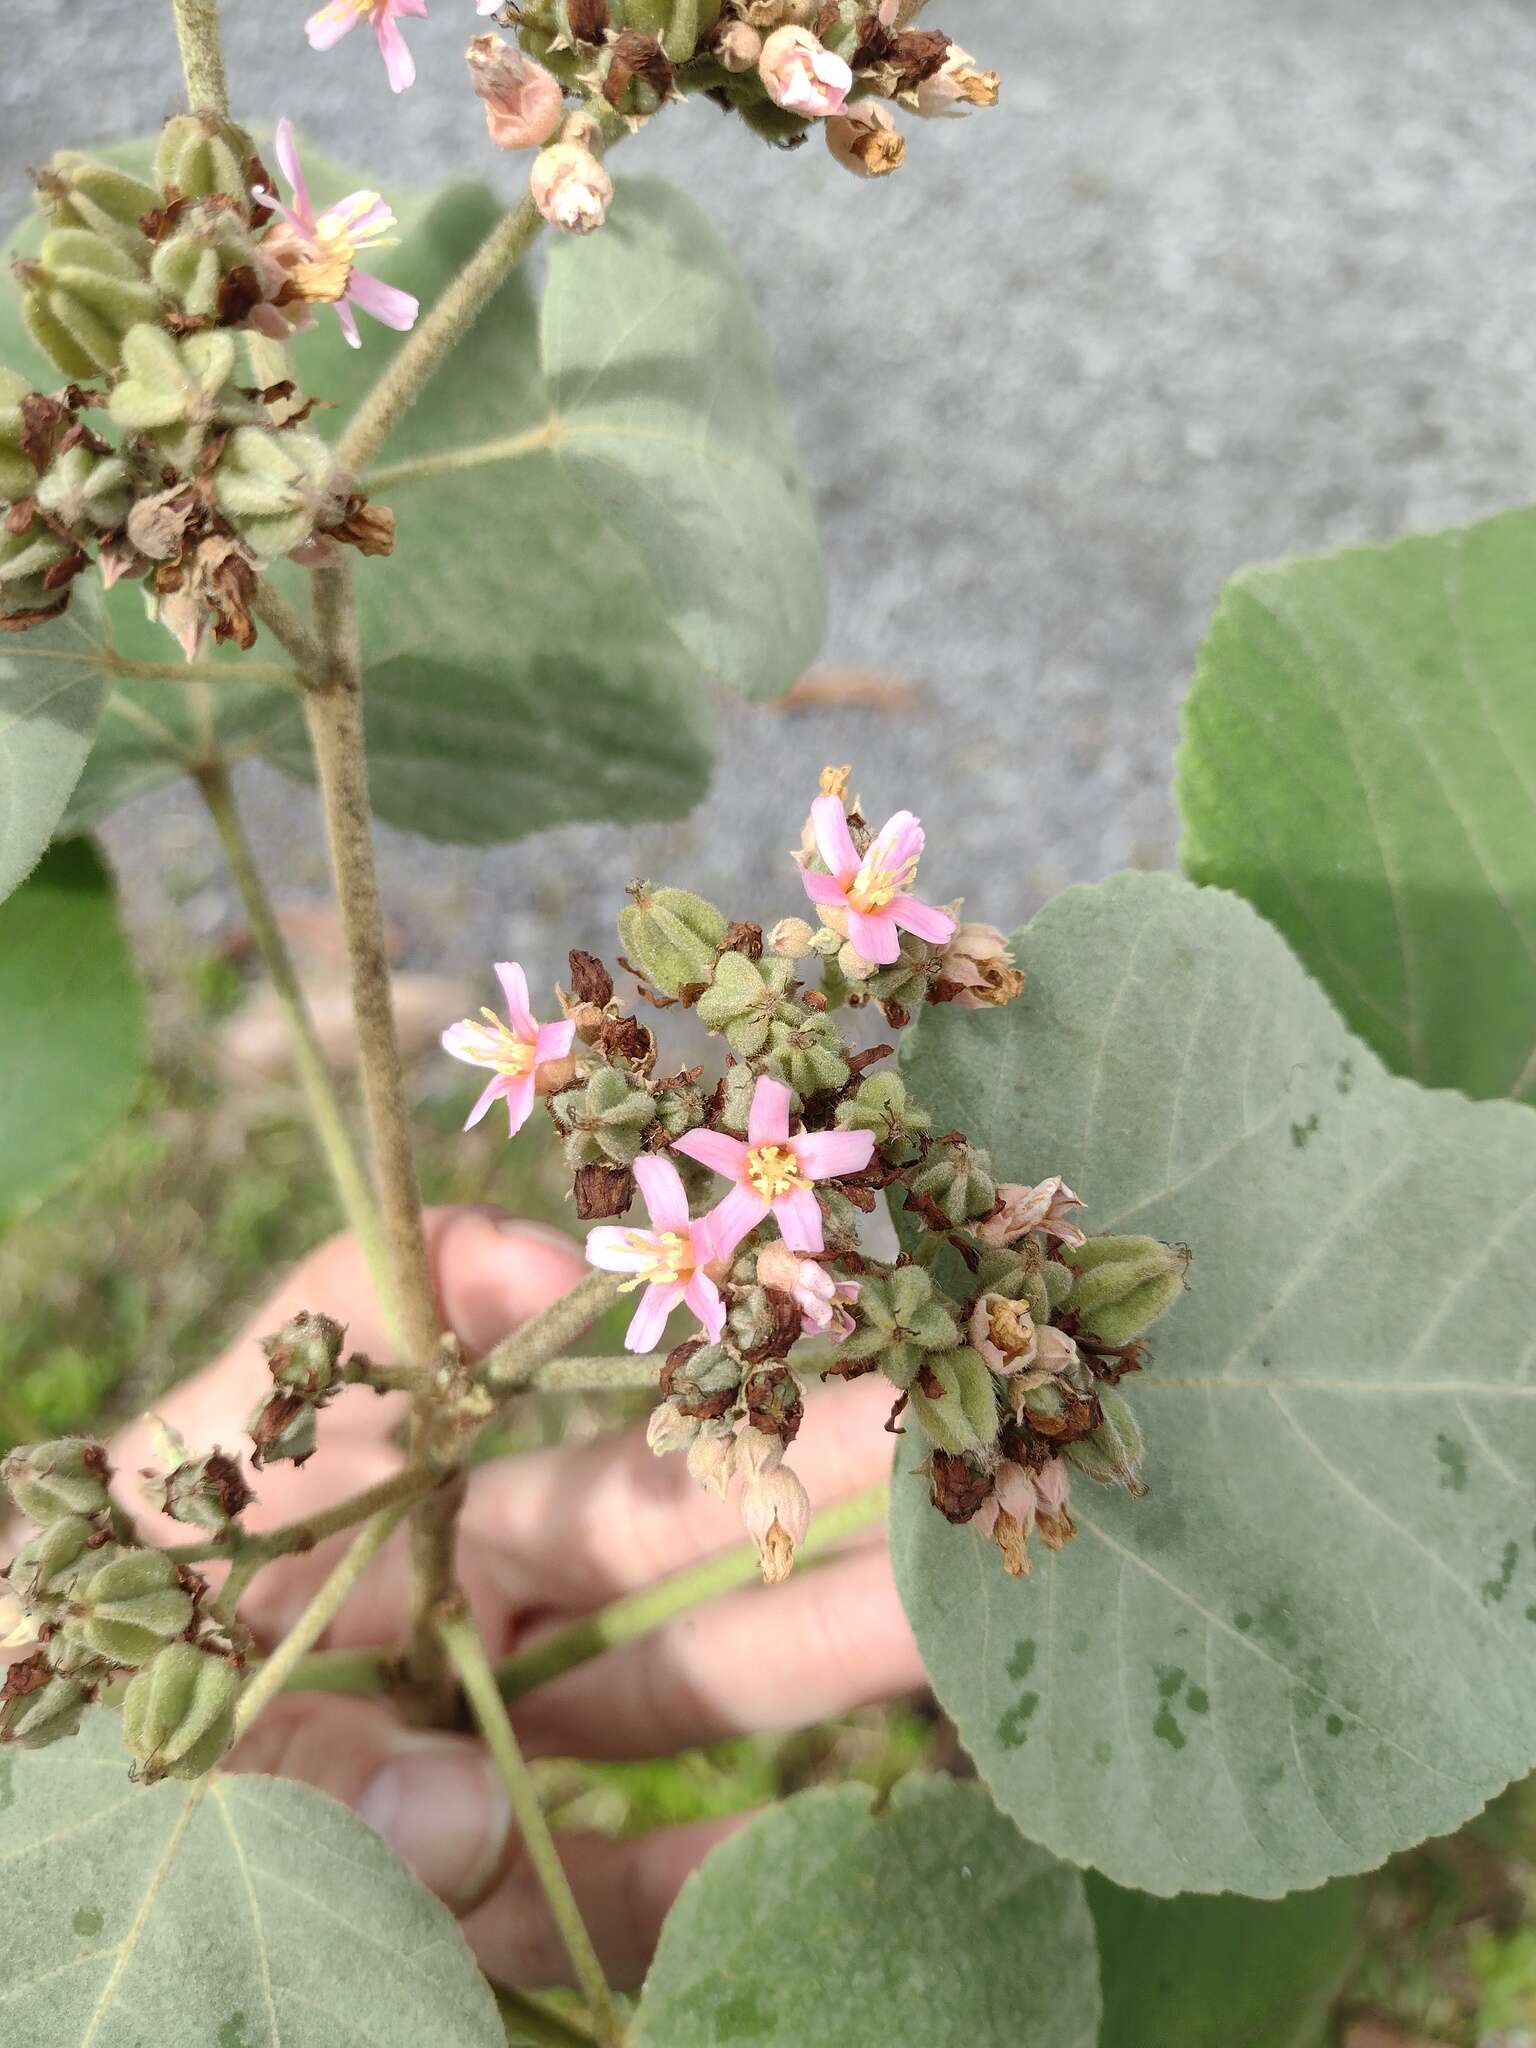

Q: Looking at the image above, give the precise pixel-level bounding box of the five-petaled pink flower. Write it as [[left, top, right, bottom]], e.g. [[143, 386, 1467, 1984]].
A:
[[800, 797, 957, 966], [442, 962, 575, 1136], [673, 1075, 875, 1260], [306, 0, 427, 94], [253, 120, 420, 349], [586, 1156, 727, 1354]]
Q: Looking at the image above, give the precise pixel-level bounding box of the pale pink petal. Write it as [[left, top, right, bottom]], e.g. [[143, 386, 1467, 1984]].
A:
[[869, 809, 924, 878], [827, 1305, 857, 1340], [394, 0, 429, 16], [273, 118, 313, 221], [793, 1128, 876, 1181], [673, 1128, 750, 1179], [533, 1018, 576, 1064], [502, 1073, 537, 1136], [800, 867, 847, 909], [586, 1227, 656, 1274], [442, 1020, 492, 1067], [331, 192, 394, 237], [891, 893, 957, 946], [495, 961, 536, 1040], [848, 907, 900, 965], [774, 1184, 825, 1254], [634, 1154, 690, 1232], [345, 271, 419, 332], [464, 1074, 510, 1130], [374, 8, 416, 90], [333, 298, 362, 350], [811, 794, 859, 881], [685, 1271, 726, 1343], [477, 0, 501, 10], [703, 1182, 770, 1262], [625, 1281, 682, 1355], [306, 3, 363, 51], [748, 1075, 793, 1147]]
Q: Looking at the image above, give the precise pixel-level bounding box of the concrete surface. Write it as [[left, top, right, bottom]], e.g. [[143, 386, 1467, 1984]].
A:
[[5, 0, 1534, 987]]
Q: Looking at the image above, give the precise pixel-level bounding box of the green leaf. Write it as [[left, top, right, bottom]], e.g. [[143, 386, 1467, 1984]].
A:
[[0, 839, 144, 1222], [893, 870, 1536, 1897], [0, 1707, 504, 2047], [0, 595, 110, 902], [1178, 511, 1536, 1104], [630, 1778, 1101, 2048], [1088, 1873, 1360, 2048]]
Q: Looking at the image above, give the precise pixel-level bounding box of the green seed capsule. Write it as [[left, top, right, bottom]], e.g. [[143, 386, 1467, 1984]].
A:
[[1065, 1235, 1190, 1346], [154, 113, 255, 205], [37, 152, 159, 261], [695, 951, 796, 1057], [36, 444, 133, 538], [1, 1439, 112, 1525], [761, 1015, 850, 1097], [617, 885, 728, 997], [122, 1642, 240, 1783], [3, 1517, 101, 1607], [1065, 1386, 1147, 1495], [0, 1669, 90, 1750], [212, 425, 338, 564], [0, 367, 38, 501], [66, 1549, 194, 1667], [21, 286, 100, 379], [549, 1066, 657, 1167], [910, 1139, 997, 1227], [908, 1348, 999, 1460]]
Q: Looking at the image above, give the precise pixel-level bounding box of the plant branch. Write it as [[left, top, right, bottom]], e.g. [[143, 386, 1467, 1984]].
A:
[[166, 1465, 442, 1567], [195, 760, 397, 1336], [171, 0, 229, 113], [438, 1606, 625, 2048], [498, 1987, 600, 2048], [479, 1272, 624, 1400], [234, 1502, 410, 1738], [252, 581, 326, 679], [338, 194, 545, 475]]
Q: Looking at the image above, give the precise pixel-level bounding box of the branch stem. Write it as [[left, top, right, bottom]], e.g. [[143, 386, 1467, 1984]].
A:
[[479, 1272, 624, 1400], [171, 0, 229, 113], [497, 1987, 600, 2048], [166, 1465, 442, 1567], [252, 581, 326, 679], [195, 761, 396, 1335], [438, 1607, 625, 2048]]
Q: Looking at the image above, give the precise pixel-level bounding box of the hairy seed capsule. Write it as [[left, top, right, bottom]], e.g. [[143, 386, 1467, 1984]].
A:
[[66, 1549, 195, 1667], [618, 885, 729, 998], [1065, 1235, 1189, 1346], [1, 1439, 112, 1525], [122, 1641, 241, 1782]]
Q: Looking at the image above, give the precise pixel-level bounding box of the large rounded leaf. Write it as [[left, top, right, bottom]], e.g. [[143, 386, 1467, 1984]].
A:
[[0, 838, 144, 1221], [0, 595, 110, 902], [0, 1708, 504, 2047], [1179, 511, 1536, 1105], [893, 871, 1536, 1896], [631, 1779, 1100, 2048]]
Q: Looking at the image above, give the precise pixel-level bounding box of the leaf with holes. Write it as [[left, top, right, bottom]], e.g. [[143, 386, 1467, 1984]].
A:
[[0, 838, 144, 1222], [1088, 1872, 1360, 2047], [1178, 511, 1536, 1104], [0, 1707, 504, 2047], [892, 871, 1536, 1896], [631, 1779, 1101, 2048], [0, 593, 110, 903]]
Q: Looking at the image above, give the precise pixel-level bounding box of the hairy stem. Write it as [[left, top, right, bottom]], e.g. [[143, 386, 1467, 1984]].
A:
[[498, 1987, 600, 2048], [495, 1480, 892, 1704], [438, 1607, 625, 2048], [234, 1502, 410, 1738], [252, 581, 326, 680], [479, 1272, 624, 1400], [166, 1465, 442, 1567], [338, 195, 545, 475], [171, 0, 229, 114], [196, 761, 396, 1337]]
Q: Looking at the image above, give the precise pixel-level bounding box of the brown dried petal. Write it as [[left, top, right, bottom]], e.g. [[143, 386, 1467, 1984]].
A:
[[326, 493, 396, 558], [568, 949, 615, 1007], [928, 1449, 993, 1524], [567, 0, 610, 40], [574, 1162, 634, 1221]]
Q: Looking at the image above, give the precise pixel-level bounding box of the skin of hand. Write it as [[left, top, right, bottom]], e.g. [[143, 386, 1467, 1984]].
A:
[[105, 1207, 925, 1990]]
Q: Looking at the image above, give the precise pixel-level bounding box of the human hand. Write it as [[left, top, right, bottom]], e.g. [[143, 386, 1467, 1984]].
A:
[[108, 1207, 924, 1990]]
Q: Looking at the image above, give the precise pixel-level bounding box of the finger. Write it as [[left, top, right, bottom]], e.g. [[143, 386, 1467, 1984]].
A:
[[461, 1372, 902, 1613], [111, 1210, 587, 1543], [511, 1541, 925, 1760], [233, 1692, 746, 1989]]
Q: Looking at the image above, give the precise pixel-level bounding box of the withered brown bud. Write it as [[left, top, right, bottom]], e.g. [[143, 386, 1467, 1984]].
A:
[[604, 29, 674, 106], [574, 1162, 634, 1220], [722, 921, 764, 960], [744, 1362, 805, 1444], [928, 1449, 994, 1524], [597, 1012, 656, 1067], [568, 948, 615, 1007], [567, 0, 610, 40], [889, 27, 952, 85], [325, 493, 396, 557]]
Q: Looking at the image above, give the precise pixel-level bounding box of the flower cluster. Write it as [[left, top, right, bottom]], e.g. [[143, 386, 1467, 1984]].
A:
[[445, 771, 1190, 1581], [0, 114, 414, 652], [0, 1439, 243, 1778]]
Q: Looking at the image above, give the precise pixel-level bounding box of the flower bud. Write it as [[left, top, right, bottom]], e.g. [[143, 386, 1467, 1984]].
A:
[[158, 1451, 255, 1540], [716, 21, 763, 70], [122, 1641, 241, 1783], [646, 1397, 701, 1459], [66, 1549, 195, 1667], [686, 1422, 737, 1498], [841, 1264, 961, 1385], [549, 1066, 657, 1167], [261, 1309, 347, 1399], [154, 111, 255, 204], [3, 1517, 104, 1609], [1065, 1386, 1146, 1496], [910, 1138, 997, 1227], [740, 1461, 810, 1583], [908, 1347, 999, 1459], [213, 426, 343, 565], [468, 34, 567, 149], [35, 152, 159, 261], [696, 951, 795, 1057], [1065, 1236, 1190, 1346], [1, 1439, 111, 1525], [618, 884, 728, 997], [758, 25, 852, 115], [762, 1015, 849, 1097], [766, 916, 815, 958], [35, 444, 133, 538], [826, 103, 906, 179], [0, 1659, 90, 1750], [913, 44, 1000, 117], [1033, 1455, 1075, 1549], [834, 1071, 929, 1156], [936, 920, 1023, 1006], [247, 1392, 319, 1469], [530, 143, 614, 235]]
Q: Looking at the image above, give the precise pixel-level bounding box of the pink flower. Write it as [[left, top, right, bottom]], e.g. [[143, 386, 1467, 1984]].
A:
[[586, 1156, 727, 1355], [758, 25, 852, 117], [253, 121, 419, 350], [305, 0, 427, 93], [673, 1076, 875, 1260], [800, 796, 957, 967], [756, 1243, 859, 1339], [442, 961, 576, 1136], [976, 1177, 1087, 1251]]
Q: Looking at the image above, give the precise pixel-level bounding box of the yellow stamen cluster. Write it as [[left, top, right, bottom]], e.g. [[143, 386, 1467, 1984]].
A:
[[617, 1229, 696, 1292], [745, 1144, 805, 1201], [849, 848, 919, 915], [460, 1008, 536, 1078]]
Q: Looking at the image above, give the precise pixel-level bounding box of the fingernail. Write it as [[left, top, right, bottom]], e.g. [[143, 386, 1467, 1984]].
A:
[[356, 1737, 511, 1910]]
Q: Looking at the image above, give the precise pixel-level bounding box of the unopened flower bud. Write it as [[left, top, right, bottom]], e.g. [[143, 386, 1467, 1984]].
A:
[[618, 884, 728, 997], [908, 1347, 999, 1459], [716, 21, 763, 69], [686, 1422, 737, 1498], [911, 1138, 997, 1227], [1065, 1386, 1147, 1496], [740, 1461, 810, 1583], [122, 1641, 241, 1783], [758, 24, 852, 114], [913, 44, 1000, 117], [261, 1309, 347, 1399], [2, 1439, 112, 1525], [646, 1397, 701, 1459], [826, 103, 906, 179], [66, 1549, 196, 1667], [158, 1451, 255, 1540], [766, 916, 815, 959], [530, 143, 614, 235], [469, 34, 567, 149], [1065, 1235, 1190, 1346], [0, 1658, 90, 1750]]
